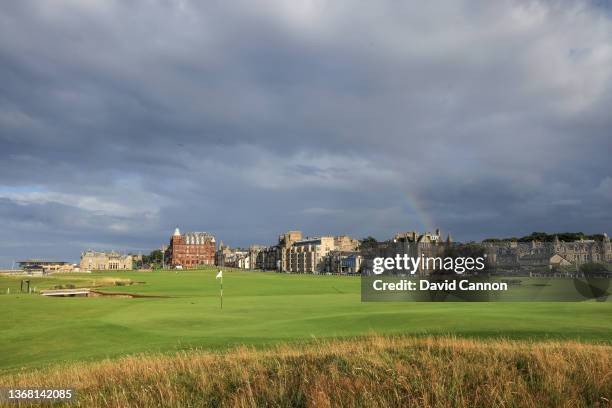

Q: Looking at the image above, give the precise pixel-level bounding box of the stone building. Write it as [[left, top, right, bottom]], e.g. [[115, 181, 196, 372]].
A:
[[236, 250, 250, 269], [18, 260, 75, 274], [167, 227, 216, 268], [278, 231, 303, 271], [551, 234, 611, 264], [80, 251, 133, 271], [283, 236, 335, 273], [215, 242, 250, 269], [216, 230, 359, 273], [334, 235, 360, 251], [255, 246, 280, 270], [247, 245, 265, 270], [361, 229, 452, 276], [279, 231, 360, 274], [322, 251, 363, 274], [215, 241, 233, 267], [484, 233, 611, 271]]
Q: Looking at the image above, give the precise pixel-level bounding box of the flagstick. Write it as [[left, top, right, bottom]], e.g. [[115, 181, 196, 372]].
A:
[[216, 270, 224, 309]]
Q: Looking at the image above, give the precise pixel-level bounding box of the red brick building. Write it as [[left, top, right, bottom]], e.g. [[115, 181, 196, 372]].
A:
[[167, 227, 216, 268]]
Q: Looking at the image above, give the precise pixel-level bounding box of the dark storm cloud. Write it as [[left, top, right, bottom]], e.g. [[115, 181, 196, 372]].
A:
[[0, 0, 611, 265]]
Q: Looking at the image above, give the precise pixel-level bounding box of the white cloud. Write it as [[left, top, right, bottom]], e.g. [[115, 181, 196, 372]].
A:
[[0, 189, 165, 219]]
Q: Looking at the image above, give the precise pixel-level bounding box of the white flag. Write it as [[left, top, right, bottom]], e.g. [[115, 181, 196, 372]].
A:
[[216, 270, 223, 279]]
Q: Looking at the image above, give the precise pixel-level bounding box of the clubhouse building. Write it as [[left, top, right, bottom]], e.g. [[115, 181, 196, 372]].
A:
[[80, 251, 133, 271]]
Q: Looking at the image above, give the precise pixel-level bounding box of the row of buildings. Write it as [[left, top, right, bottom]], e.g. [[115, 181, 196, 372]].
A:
[[165, 227, 455, 274], [17, 250, 137, 274], [167, 227, 362, 274], [163, 227, 612, 275], [483, 234, 612, 270], [360, 229, 453, 275], [23, 227, 609, 275]]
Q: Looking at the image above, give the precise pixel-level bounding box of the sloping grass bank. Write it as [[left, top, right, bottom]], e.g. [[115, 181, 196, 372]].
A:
[[1, 336, 610, 407]]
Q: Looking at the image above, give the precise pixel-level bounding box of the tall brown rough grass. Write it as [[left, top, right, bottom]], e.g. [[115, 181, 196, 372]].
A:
[[1, 336, 610, 407]]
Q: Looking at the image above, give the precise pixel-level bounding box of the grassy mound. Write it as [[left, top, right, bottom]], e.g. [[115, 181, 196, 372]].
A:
[[2, 336, 610, 407]]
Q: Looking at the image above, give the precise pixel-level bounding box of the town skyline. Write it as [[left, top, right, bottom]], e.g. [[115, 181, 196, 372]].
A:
[[8, 225, 611, 267], [17, 226, 610, 276]]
